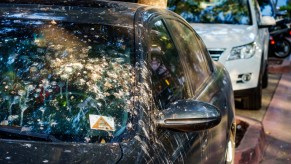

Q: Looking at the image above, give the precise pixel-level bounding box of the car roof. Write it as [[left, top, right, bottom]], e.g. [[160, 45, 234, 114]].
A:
[[0, 0, 147, 28]]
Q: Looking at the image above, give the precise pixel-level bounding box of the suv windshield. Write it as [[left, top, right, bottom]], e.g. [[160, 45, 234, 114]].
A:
[[168, 0, 252, 25], [0, 18, 134, 143], [258, 0, 275, 17]]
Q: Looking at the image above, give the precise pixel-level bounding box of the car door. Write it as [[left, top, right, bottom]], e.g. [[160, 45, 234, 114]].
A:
[[146, 17, 208, 163], [162, 17, 229, 163]]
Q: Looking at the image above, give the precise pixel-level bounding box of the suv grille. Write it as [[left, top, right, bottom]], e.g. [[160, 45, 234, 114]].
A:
[[208, 49, 225, 61]]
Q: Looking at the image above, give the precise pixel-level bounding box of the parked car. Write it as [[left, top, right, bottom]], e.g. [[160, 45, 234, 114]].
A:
[[169, 0, 276, 109], [0, 0, 236, 163]]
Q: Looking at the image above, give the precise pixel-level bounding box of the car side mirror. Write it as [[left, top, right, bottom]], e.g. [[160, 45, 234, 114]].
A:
[[155, 100, 221, 132], [259, 16, 276, 28]]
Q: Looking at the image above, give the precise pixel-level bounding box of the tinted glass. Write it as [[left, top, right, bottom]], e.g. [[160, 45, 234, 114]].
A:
[[148, 20, 188, 110], [166, 19, 211, 94], [168, 0, 252, 25], [0, 19, 134, 142], [258, 0, 275, 17]]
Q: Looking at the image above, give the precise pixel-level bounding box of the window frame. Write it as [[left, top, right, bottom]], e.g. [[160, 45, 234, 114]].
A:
[[145, 15, 191, 110], [253, 0, 263, 26], [162, 17, 215, 93]]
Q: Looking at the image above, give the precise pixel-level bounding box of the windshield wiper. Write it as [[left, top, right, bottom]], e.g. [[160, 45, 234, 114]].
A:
[[0, 125, 60, 142]]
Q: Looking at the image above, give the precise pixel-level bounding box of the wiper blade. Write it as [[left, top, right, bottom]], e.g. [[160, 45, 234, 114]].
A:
[[0, 125, 60, 142]]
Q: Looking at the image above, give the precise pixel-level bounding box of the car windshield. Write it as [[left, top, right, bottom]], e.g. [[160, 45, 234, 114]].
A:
[[168, 0, 252, 25], [0, 18, 134, 143], [258, 0, 275, 17]]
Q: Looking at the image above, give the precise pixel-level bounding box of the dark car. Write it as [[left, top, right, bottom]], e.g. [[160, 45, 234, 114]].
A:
[[0, 1, 235, 163]]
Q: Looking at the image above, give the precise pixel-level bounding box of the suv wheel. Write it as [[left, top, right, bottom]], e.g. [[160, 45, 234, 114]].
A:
[[262, 65, 268, 89], [241, 82, 262, 110]]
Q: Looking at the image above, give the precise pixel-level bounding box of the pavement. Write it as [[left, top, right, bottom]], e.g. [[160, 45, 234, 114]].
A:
[[235, 57, 291, 164], [235, 115, 266, 164], [261, 58, 291, 163]]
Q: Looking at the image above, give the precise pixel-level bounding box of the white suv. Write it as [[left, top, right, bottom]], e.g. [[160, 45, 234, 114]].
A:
[[169, 0, 275, 109]]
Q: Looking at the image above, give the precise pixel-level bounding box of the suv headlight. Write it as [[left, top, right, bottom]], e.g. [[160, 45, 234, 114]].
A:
[[228, 42, 256, 60]]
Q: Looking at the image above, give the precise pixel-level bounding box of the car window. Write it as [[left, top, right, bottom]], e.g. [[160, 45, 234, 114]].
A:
[[165, 19, 211, 94], [148, 20, 188, 110], [0, 19, 134, 142], [168, 0, 252, 25], [258, 0, 275, 17]]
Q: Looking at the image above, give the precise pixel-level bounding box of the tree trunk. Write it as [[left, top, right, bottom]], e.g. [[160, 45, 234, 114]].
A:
[[138, 0, 167, 8], [273, 0, 278, 10]]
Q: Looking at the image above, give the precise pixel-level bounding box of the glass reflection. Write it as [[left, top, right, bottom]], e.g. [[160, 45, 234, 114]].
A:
[[149, 20, 187, 110], [168, 0, 251, 25], [0, 19, 134, 143]]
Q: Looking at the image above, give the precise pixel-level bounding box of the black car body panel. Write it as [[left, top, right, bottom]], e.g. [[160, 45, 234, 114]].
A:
[[0, 2, 137, 28], [0, 1, 235, 163], [0, 140, 122, 163]]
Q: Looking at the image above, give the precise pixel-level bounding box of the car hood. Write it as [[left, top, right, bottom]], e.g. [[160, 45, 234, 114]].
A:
[[0, 140, 122, 163], [190, 23, 257, 48]]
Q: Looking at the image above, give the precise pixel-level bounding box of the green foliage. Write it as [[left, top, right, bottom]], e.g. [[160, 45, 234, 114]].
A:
[[168, 0, 251, 24], [279, 1, 291, 17], [280, 5, 291, 11]]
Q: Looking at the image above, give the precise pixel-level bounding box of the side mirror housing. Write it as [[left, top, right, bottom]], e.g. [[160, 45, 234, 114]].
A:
[[259, 16, 276, 28], [156, 100, 221, 132]]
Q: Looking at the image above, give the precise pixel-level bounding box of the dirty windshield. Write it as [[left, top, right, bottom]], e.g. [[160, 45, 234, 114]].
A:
[[168, 0, 251, 25], [0, 18, 134, 143]]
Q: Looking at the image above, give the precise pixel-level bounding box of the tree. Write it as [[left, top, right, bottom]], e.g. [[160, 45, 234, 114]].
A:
[[272, 0, 278, 9], [138, 0, 167, 8], [279, 0, 291, 17]]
